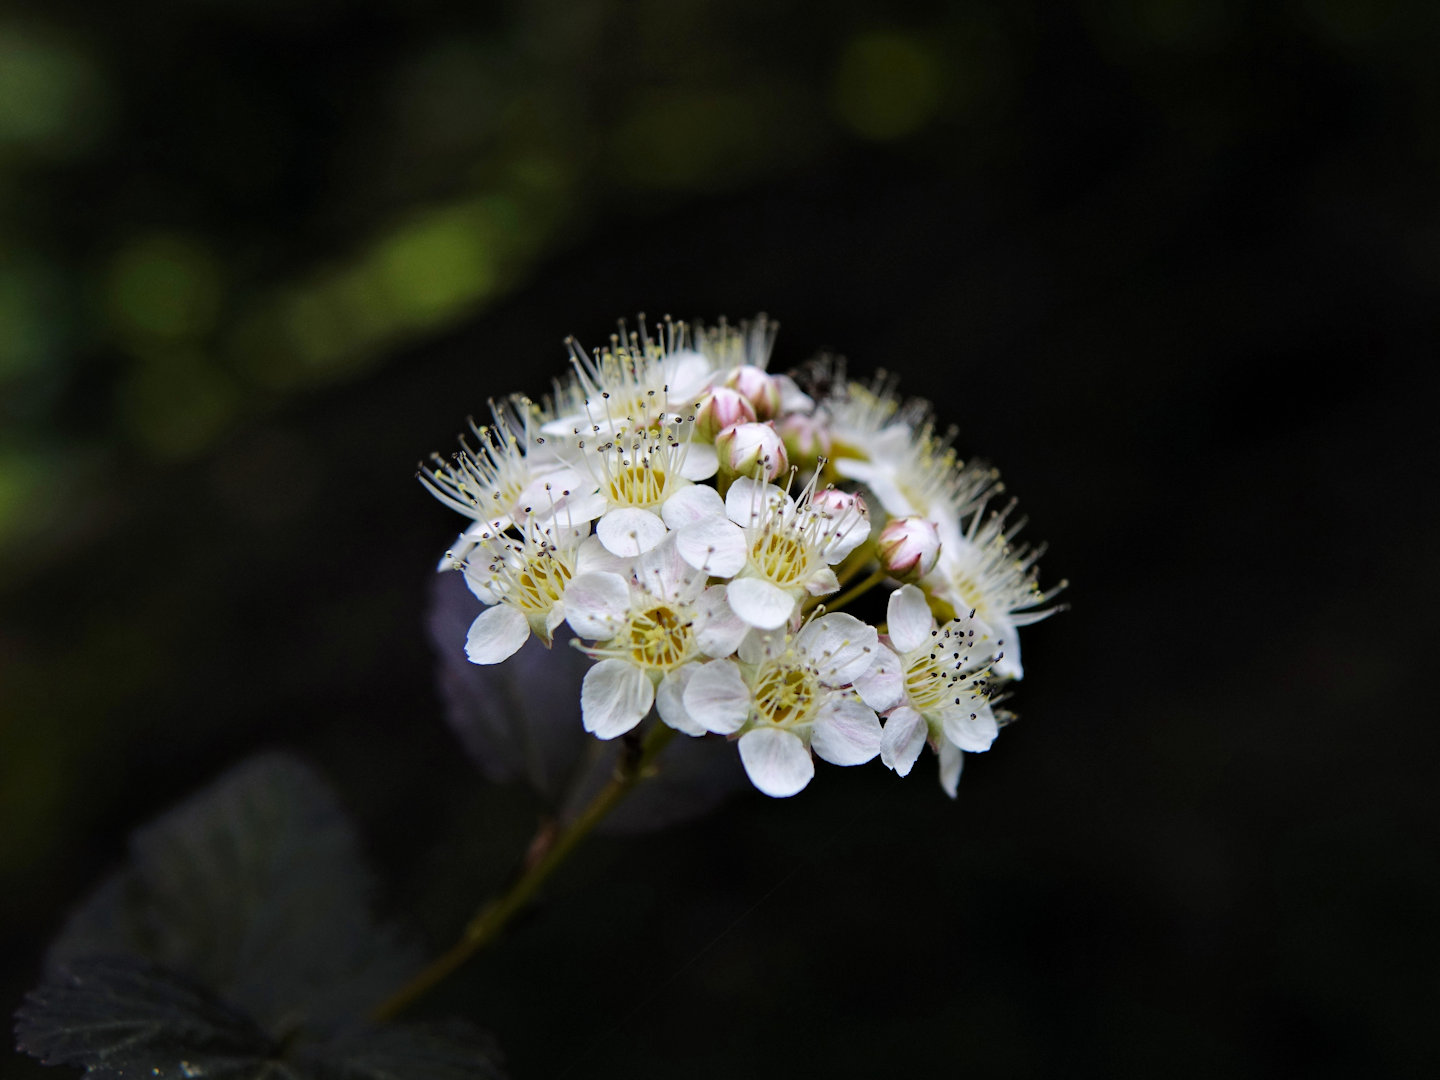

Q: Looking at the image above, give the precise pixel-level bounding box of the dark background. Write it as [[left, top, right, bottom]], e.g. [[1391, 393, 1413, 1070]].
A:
[[2, 1, 1436, 1076]]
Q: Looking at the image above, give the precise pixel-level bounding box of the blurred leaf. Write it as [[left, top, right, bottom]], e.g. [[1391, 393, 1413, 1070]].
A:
[[427, 570, 748, 834], [47, 753, 418, 1034], [17, 959, 508, 1080], [15, 956, 290, 1079], [25, 755, 507, 1078], [311, 1021, 505, 1080]]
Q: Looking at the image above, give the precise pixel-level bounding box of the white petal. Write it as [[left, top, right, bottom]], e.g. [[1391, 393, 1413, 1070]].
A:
[[887, 585, 935, 655], [803, 567, 841, 596], [725, 475, 790, 528], [988, 616, 1023, 680], [938, 740, 963, 798], [596, 507, 669, 557], [810, 696, 882, 766], [726, 577, 798, 630], [655, 664, 707, 736], [821, 510, 871, 563], [796, 612, 880, 686], [678, 442, 719, 481], [464, 605, 530, 664], [660, 483, 726, 528], [563, 571, 632, 640], [461, 560, 504, 605], [941, 701, 999, 753], [551, 490, 609, 527], [880, 706, 927, 776], [575, 533, 634, 578], [682, 659, 752, 734], [662, 349, 714, 399], [581, 659, 654, 739], [695, 585, 748, 658], [773, 373, 814, 415], [854, 644, 905, 712], [738, 728, 814, 798], [676, 517, 748, 577]]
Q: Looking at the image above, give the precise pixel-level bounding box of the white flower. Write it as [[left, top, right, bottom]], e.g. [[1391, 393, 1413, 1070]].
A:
[[682, 612, 883, 797], [460, 521, 611, 665], [674, 475, 871, 630], [563, 538, 747, 739], [562, 418, 721, 558], [825, 378, 996, 542], [419, 397, 597, 569], [543, 316, 716, 440], [856, 585, 998, 796], [923, 499, 1065, 680], [694, 314, 778, 374]]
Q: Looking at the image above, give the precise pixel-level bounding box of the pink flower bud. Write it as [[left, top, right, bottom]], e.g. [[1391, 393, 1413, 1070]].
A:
[[810, 486, 866, 519], [877, 516, 942, 579], [724, 365, 782, 420], [694, 387, 758, 440], [777, 412, 831, 465], [717, 421, 789, 481]]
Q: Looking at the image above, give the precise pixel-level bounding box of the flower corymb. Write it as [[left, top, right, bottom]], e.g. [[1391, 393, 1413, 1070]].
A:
[[421, 314, 1064, 798]]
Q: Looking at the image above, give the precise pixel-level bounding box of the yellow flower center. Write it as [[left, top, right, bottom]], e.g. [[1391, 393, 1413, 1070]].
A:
[[752, 663, 818, 728], [624, 604, 693, 670], [604, 463, 668, 509], [751, 530, 816, 588]]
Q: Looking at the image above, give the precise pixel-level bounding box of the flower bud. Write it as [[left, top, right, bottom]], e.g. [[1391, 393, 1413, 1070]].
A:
[[877, 516, 942, 579], [694, 386, 758, 441], [810, 486, 866, 519], [716, 421, 789, 482], [725, 365, 782, 420], [777, 412, 831, 467]]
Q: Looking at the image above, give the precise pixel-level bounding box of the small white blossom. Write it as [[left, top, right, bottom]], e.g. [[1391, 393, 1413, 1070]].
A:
[[826, 378, 996, 543], [564, 538, 747, 739], [923, 499, 1066, 680], [682, 612, 883, 797], [675, 475, 870, 630], [856, 585, 998, 796], [461, 521, 610, 664], [543, 316, 716, 440], [420, 397, 597, 569], [559, 419, 720, 557]]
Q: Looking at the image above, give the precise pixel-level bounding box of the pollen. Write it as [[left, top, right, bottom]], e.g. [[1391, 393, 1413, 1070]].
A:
[[604, 462, 668, 508], [751, 530, 818, 587], [752, 662, 819, 727], [623, 604, 693, 670]]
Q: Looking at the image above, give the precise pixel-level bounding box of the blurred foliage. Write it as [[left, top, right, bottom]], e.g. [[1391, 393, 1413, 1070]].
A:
[[1, 0, 1429, 582], [2, 1, 1438, 1076]]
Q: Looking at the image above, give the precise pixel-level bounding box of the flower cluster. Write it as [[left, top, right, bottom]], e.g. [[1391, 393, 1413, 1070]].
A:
[[422, 315, 1063, 797]]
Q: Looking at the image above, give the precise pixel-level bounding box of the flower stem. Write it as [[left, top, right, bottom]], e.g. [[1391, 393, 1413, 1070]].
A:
[[821, 567, 888, 613], [369, 721, 678, 1023]]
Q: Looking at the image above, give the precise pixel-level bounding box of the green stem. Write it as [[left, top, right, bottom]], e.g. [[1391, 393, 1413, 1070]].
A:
[[820, 567, 887, 613], [369, 722, 678, 1023]]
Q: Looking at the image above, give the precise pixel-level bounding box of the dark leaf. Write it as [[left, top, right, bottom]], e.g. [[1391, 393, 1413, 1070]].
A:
[[305, 1020, 505, 1080], [47, 754, 419, 1036], [427, 570, 748, 833], [14, 956, 307, 1079], [427, 569, 591, 800]]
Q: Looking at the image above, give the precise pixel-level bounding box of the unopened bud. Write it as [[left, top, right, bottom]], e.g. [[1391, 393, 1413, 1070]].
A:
[[717, 421, 788, 481], [877, 516, 942, 579], [778, 412, 831, 467], [810, 486, 866, 519], [725, 365, 782, 420], [695, 387, 758, 440]]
